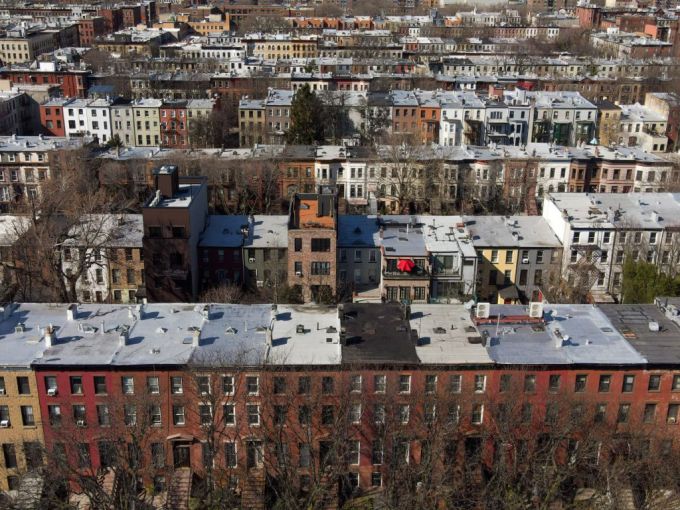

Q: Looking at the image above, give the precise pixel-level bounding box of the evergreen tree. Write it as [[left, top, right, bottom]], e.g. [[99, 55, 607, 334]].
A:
[[286, 84, 324, 145]]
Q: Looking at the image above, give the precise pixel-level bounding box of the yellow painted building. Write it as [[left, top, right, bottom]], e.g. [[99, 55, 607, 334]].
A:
[[0, 368, 44, 490], [132, 99, 162, 147], [476, 247, 520, 304], [251, 37, 318, 60]]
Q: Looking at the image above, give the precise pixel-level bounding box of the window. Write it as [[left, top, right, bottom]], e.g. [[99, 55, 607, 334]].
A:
[[147, 376, 160, 394], [643, 403, 656, 423], [472, 404, 484, 424], [246, 376, 259, 395], [348, 440, 360, 466], [474, 375, 486, 393], [622, 374, 635, 393], [297, 376, 311, 395], [16, 377, 30, 395], [549, 375, 561, 392], [374, 404, 385, 424], [70, 376, 83, 395], [374, 374, 386, 393], [322, 376, 334, 395], [350, 403, 362, 424], [294, 238, 302, 251], [594, 403, 607, 423], [124, 405, 136, 426], [598, 375, 611, 392], [220, 442, 237, 469], [97, 404, 110, 426], [247, 404, 260, 426], [199, 405, 212, 426], [575, 374, 587, 392], [273, 377, 286, 395], [500, 374, 511, 392], [311, 262, 330, 275], [152, 443, 165, 468], [524, 374, 536, 393], [673, 375, 680, 391], [311, 238, 331, 252], [648, 374, 661, 391], [398, 404, 410, 424], [73, 405, 86, 426], [77, 443, 91, 468], [48, 405, 61, 426], [121, 376, 134, 395], [450, 375, 462, 393], [246, 441, 263, 468], [425, 375, 437, 394], [172, 405, 185, 426], [223, 404, 236, 426], [20, 406, 34, 426], [3, 444, 17, 469], [222, 376, 234, 395], [350, 375, 362, 393], [399, 375, 411, 393], [94, 376, 106, 395], [148, 405, 161, 426], [171, 376, 183, 395], [322, 405, 334, 426], [197, 376, 210, 395], [505, 251, 513, 263], [617, 404, 630, 423]]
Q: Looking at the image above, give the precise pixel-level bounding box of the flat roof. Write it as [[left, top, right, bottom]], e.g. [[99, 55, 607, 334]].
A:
[[377, 224, 427, 257], [547, 192, 680, 230], [411, 304, 492, 364], [244, 215, 289, 249], [267, 304, 341, 365], [145, 183, 204, 209], [62, 214, 142, 248], [481, 304, 646, 365], [599, 302, 680, 365], [199, 215, 247, 248], [340, 303, 420, 365], [466, 216, 562, 248]]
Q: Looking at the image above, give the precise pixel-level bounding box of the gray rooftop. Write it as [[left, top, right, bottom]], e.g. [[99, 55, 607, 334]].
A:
[[481, 304, 646, 365], [411, 304, 492, 364], [466, 216, 562, 248]]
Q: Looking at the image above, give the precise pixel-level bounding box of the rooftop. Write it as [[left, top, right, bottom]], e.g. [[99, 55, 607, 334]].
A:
[[268, 304, 341, 365], [466, 216, 562, 248], [480, 303, 646, 365], [411, 304, 492, 364], [200, 215, 247, 248], [244, 215, 289, 249], [340, 303, 419, 365]]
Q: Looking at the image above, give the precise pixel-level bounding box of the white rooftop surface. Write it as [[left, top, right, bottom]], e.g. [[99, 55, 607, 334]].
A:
[[411, 305, 492, 364], [481, 304, 647, 365], [147, 183, 203, 208], [267, 305, 341, 365], [244, 215, 289, 249], [377, 223, 427, 257], [419, 215, 477, 257], [466, 216, 563, 248], [620, 103, 667, 123], [200, 215, 247, 248], [547, 192, 680, 229], [62, 214, 143, 248]]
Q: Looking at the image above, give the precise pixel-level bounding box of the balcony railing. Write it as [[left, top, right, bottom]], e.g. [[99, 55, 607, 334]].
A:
[[383, 267, 430, 279]]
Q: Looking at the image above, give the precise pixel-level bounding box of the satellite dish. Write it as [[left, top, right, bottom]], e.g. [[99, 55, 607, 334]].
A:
[[464, 299, 475, 310]]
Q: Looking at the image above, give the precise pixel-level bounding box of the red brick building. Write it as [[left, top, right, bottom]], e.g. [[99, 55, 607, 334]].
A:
[[0, 65, 91, 98], [39, 98, 68, 137], [77, 17, 108, 47], [160, 100, 189, 149]]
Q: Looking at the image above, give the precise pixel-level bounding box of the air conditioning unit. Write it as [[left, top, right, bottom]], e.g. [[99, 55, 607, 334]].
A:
[[295, 271, 302, 277], [76, 419, 85, 427], [0, 388, 5, 395], [0, 420, 9, 428], [669, 416, 677, 424], [256, 280, 264, 288], [529, 302, 544, 319], [476, 302, 491, 319], [522, 258, 530, 264], [47, 388, 58, 396], [248, 257, 255, 263]]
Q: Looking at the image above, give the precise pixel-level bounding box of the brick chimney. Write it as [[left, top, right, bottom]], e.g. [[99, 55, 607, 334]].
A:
[[154, 165, 179, 198]]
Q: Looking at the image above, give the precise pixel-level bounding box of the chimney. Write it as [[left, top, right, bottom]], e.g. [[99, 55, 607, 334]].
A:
[[192, 328, 201, 347], [44, 324, 55, 348], [100, 321, 105, 334], [154, 164, 179, 198], [118, 328, 129, 347], [66, 303, 78, 321]]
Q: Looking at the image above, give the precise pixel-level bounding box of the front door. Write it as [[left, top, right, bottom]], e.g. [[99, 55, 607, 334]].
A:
[[173, 442, 191, 468]]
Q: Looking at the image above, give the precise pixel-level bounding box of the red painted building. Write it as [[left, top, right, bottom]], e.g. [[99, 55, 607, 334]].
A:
[[0, 65, 90, 98], [39, 98, 69, 137], [160, 100, 189, 148], [77, 17, 108, 47]]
